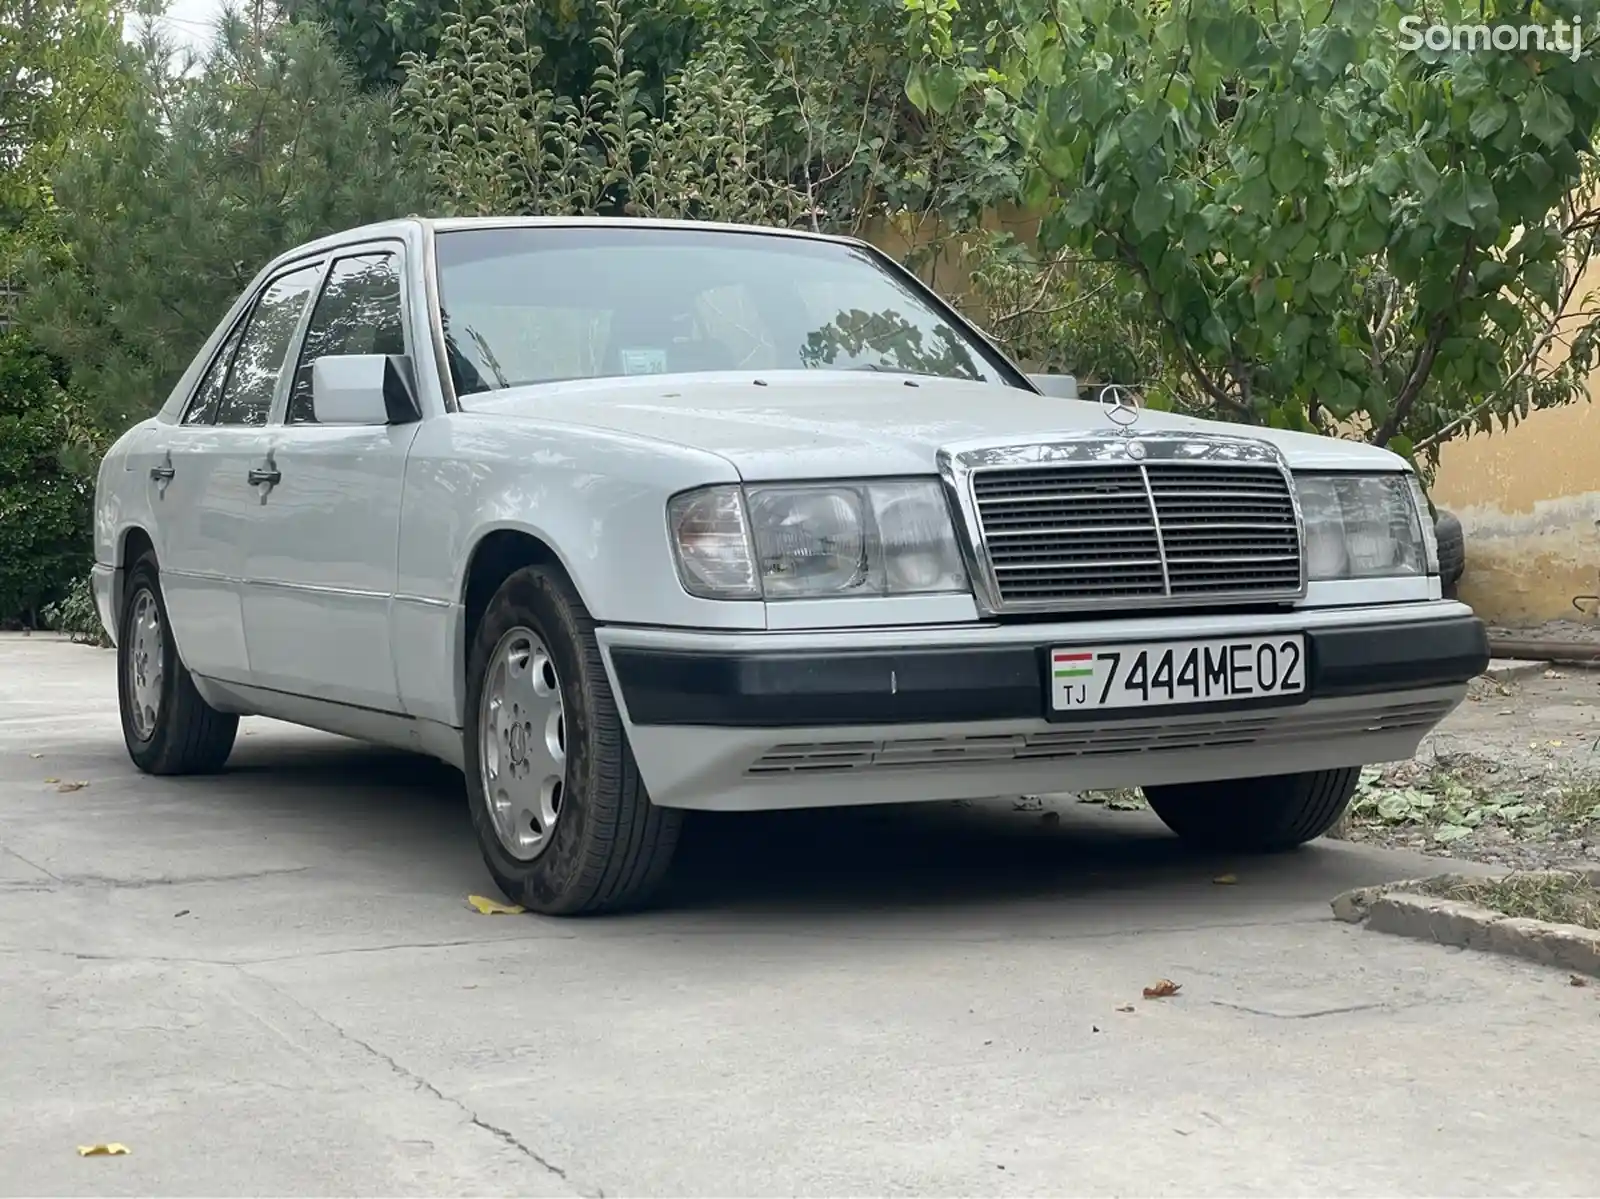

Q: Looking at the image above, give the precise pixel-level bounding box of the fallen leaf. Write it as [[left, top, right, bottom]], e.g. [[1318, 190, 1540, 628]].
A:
[[76, 1144, 129, 1157], [42, 777, 58, 784], [467, 894, 525, 916], [56, 781, 88, 793], [1115, 1003, 1135, 1013], [1571, 975, 1589, 987], [1143, 979, 1182, 999], [1213, 873, 1238, 885]]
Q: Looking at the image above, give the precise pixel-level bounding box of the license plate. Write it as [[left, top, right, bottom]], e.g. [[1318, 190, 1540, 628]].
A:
[[1049, 635, 1306, 712]]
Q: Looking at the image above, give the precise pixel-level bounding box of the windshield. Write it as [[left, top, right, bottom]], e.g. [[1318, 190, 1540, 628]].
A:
[[432, 225, 1023, 397]]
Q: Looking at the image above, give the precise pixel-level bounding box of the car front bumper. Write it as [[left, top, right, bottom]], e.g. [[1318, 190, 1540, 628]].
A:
[[595, 601, 1488, 812]]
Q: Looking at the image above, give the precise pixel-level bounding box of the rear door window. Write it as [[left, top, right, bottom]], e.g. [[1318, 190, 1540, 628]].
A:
[[213, 264, 322, 426]]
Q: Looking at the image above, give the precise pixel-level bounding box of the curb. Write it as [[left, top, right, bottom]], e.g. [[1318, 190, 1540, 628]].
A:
[[1332, 870, 1600, 978], [1481, 657, 1552, 684]]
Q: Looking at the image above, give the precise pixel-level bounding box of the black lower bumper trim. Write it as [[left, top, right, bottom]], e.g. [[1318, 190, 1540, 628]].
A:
[[1308, 615, 1489, 698], [610, 615, 1488, 728]]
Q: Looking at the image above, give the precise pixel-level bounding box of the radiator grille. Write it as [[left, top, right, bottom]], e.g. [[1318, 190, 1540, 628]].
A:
[[971, 459, 1302, 610]]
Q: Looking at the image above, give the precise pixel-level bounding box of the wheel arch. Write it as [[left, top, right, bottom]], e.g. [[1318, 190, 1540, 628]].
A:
[[457, 524, 588, 718], [107, 526, 157, 641]]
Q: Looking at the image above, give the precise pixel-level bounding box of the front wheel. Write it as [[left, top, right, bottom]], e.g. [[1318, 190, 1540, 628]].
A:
[[1143, 767, 1359, 852], [463, 565, 682, 915]]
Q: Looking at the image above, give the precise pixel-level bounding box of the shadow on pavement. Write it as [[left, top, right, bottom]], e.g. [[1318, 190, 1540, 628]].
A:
[[213, 730, 1431, 916]]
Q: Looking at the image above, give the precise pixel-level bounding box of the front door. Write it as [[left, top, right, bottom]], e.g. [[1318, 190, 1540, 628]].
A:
[[240, 249, 418, 712]]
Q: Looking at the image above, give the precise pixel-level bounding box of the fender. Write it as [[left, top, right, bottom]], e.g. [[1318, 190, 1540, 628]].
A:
[[392, 411, 763, 727]]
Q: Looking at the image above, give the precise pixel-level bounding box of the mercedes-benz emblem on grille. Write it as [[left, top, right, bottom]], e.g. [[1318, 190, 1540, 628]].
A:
[[1101, 383, 1140, 431]]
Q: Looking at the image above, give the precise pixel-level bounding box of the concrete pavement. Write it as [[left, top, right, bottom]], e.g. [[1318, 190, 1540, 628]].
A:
[[1, 632, 1596, 1196]]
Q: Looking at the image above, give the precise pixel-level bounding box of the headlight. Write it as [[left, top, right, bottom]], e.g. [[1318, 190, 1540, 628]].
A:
[[1295, 473, 1430, 581], [668, 481, 969, 600]]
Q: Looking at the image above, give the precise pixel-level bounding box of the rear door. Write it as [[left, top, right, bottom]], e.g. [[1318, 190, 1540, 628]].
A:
[[148, 262, 323, 684], [141, 314, 251, 680], [240, 247, 421, 711]]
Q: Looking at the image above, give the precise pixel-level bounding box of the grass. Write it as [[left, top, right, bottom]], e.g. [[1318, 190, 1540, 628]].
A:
[[1416, 871, 1600, 930], [1550, 780, 1600, 826]]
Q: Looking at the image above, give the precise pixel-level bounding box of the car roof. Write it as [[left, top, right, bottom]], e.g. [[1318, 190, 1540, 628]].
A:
[[275, 215, 859, 264]]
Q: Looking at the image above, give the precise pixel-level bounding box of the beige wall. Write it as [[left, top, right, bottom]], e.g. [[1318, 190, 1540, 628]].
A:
[[1426, 248, 1600, 626], [1431, 394, 1600, 626]]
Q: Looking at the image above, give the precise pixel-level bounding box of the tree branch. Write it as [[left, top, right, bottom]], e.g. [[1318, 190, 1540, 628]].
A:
[[1371, 239, 1475, 445], [1414, 262, 1591, 453], [1122, 242, 1253, 420]]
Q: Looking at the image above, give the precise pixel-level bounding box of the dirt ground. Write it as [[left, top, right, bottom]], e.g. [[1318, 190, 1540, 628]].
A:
[[1334, 665, 1600, 870]]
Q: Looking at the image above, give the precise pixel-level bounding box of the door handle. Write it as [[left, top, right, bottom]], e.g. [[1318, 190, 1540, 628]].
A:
[[149, 464, 175, 482], [247, 466, 281, 486]]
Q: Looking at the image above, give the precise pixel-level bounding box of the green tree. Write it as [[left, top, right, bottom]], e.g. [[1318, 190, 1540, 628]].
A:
[[0, 334, 94, 625], [19, 14, 430, 434], [0, 0, 130, 270], [282, 0, 701, 101], [910, 0, 1600, 472], [399, 0, 803, 224], [962, 237, 1172, 384]]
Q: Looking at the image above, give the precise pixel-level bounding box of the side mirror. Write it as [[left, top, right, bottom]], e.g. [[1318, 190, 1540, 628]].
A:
[[311, 354, 422, 425], [1028, 373, 1080, 400]]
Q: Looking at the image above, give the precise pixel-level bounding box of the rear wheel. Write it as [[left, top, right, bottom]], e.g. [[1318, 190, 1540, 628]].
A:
[[463, 564, 682, 915], [118, 554, 238, 775], [1143, 767, 1359, 852]]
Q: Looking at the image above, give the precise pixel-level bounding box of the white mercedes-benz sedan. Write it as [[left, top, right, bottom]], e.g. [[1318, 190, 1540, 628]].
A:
[[92, 216, 1489, 913]]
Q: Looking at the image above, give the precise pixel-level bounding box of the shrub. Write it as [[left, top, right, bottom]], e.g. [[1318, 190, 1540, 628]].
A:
[[42, 572, 110, 647], [0, 334, 94, 627]]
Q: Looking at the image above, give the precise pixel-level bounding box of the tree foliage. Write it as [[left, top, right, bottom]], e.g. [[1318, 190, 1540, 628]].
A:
[[399, 0, 803, 224], [282, 0, 702, 101], [20, 14, 430, 433], [909, 0, 1600, 470], [0, 334, 92, 624], [0, 0, 130, 266]]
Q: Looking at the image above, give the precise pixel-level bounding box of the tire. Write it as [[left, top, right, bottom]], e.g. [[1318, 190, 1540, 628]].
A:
[[1143, 767, 1359, 852], [1435, 508, 1465, 599], [463, 564, 682, 915], [117, 554, 239, 775]]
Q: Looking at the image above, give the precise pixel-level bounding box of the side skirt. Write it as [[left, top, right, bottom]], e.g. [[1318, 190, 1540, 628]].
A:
[[192, 674, 465, 770]]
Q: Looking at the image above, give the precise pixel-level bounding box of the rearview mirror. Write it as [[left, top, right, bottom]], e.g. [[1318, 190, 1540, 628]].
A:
[[1028, 373, 1080, 400], [311, 354, 422, 425]]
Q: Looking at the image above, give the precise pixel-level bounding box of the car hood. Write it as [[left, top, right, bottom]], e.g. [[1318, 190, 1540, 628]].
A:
[[468, 370, 1405, 480]]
